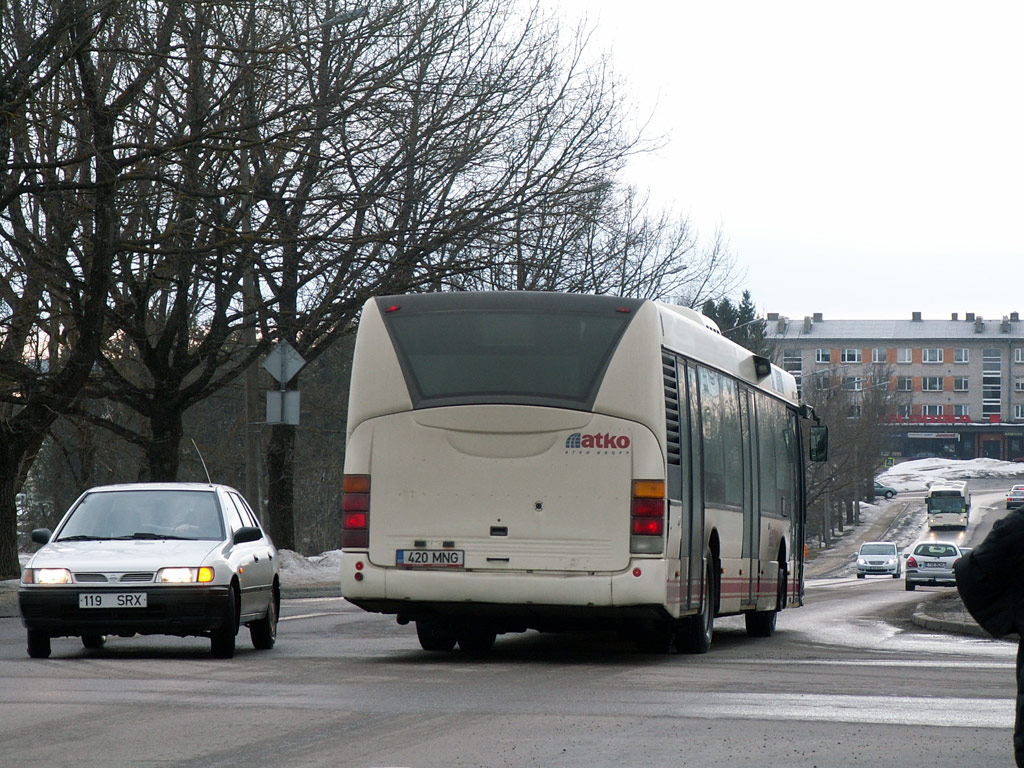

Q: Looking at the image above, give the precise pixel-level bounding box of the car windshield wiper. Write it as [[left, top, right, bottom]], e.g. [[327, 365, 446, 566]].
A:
[[113, 532, 195, 541], [56, 535, 112, 542]]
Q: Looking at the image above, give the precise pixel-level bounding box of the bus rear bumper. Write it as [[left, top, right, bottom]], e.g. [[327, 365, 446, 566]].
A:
[[339, 551, 675, 615]]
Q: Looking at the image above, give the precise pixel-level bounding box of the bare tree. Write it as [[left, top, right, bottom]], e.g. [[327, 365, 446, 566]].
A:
[[0, 0, 149, 576], [243, 0, 658, 548]]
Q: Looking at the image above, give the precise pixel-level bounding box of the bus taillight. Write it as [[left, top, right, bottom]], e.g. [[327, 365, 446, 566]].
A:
[[630, 479, 665, 554], [342, 474, 370, 548]]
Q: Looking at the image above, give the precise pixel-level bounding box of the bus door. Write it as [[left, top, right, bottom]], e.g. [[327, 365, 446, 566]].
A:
[[684, 363, 704, 611], [740, 389, 758, 606]]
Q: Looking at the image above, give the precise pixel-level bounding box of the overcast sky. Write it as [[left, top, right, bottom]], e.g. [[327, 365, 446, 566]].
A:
[[548, 1, 1024, 321]]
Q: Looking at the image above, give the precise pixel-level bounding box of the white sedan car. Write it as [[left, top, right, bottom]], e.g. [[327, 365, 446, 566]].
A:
[[19, 482, 279, 659]]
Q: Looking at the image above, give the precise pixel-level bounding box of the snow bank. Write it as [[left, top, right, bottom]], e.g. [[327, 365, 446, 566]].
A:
[[278, 548, 341, 584], [878, 458, 1024, 492]]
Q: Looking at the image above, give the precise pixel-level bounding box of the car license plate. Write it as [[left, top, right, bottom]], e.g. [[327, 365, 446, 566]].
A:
[[923, 562, 945, 568], [396, 549, 465, 568], [79, 593, 148, 608]]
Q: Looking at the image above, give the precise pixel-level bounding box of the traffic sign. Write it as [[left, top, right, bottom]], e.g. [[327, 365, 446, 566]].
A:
[[263, 341, 305, 384]]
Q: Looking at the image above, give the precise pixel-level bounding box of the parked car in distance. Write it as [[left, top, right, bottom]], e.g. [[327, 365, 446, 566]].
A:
[[873, 482, 897, 500], [18, 482, 279, 659], [1007, 484, 1024, 510], [856, 541, 901, 578], [904, 541, 963, 591]]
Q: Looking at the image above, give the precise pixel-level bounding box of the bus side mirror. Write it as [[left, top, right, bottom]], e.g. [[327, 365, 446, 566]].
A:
[[809, 425, 829, 462]]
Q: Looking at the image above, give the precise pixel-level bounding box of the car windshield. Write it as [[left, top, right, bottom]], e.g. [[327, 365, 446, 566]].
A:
[[56, 490, 224, 541], [914, 543, 958, 558], [860, 544, 896, 555]]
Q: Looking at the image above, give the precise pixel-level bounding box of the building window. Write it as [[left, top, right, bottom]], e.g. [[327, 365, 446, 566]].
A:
[[922, 404, 944, 417], [841, 348, 862, 364], [922, 377, 943, 392], [897, 405, 911, 418], [816, 349, 831, 364], [897, 376, 913, 391], [1016, 376, 1024, 393], [842, 376, 862, 391], [954, 404, 970, 418], [954, 377, 969, 392], [922, 348, 943, 364], [1017, 404, 1024, 420], [1016, 348, 1024, 364], [954, 348, 969, 364], [871, 348, 885, 363], [897, 348, 912, 364], [871, 374, 889, 389], [847, 405, 862, 419], [782, 350, 802, 374]]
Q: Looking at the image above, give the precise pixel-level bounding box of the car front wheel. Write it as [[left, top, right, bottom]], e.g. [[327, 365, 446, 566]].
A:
[[211, 586, 238, 658], [27, 630, 51, 659], [250, 585, 279, 650]]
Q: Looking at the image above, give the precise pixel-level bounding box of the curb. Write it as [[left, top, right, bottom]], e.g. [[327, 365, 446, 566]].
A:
[[911, 607, 992, 638]]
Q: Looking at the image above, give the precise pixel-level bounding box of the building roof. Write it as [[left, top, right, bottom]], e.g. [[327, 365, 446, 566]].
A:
[[766, 315, 1024, 342]]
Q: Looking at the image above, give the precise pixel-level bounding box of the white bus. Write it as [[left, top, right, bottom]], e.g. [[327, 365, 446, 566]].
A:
[[926, 481, 970, 529], [340, 292, 827, 653]]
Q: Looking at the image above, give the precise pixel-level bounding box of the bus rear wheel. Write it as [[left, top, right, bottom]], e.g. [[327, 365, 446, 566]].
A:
[[416, 619, 457, 652], [675, 558, 716, 654], [456, 625, 496, 654]]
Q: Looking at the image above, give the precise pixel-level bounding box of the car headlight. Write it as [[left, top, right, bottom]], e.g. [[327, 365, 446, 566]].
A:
[[23, 568, 72, 585], [156, 567, 215, 584], [857, 558, 866, 565]]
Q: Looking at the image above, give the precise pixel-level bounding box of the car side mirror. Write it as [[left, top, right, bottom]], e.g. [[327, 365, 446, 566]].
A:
[[31, 528, 51, 545], [809, 425, 829, 462], [233, 526, 263, 545]]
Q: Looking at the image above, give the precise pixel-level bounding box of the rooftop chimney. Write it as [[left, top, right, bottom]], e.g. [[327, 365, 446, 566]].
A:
[[813, 312, 823, 322], [1001, 317, 1011, 333], [1012, 312, 1020, 322], [966, 312, 975, 322], [767, 312, 779, 321], [803, 316, 812, 333], [975, 316, 985, 333], [951, 312, 958, 321], [911, 311, 922, 322]]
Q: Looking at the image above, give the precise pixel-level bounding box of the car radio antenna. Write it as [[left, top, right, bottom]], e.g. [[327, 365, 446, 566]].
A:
[[190, 438, 213, 485]]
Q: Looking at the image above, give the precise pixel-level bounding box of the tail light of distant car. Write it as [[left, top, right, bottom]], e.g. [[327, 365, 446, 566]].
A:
[[907, 556, 918, 569]]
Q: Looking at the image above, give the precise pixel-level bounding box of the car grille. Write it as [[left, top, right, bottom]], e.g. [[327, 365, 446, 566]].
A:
[[73, 572, 155, 583]]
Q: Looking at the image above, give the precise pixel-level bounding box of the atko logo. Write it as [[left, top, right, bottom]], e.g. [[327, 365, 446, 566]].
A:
[[565, 432, 631, 454]]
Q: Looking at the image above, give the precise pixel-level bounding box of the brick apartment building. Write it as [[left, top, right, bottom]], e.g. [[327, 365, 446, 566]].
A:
[[766, 310, 1024, 461]]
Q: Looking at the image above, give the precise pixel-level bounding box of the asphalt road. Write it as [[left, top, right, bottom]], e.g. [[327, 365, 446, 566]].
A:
[[1, 483, 1018, 768]]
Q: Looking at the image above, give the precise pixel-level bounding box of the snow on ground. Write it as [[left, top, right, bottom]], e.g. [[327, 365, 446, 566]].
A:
[[877, 458, 1024, 493], [278, 548, 341, 585]]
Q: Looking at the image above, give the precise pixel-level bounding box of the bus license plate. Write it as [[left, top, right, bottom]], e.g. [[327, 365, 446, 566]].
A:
[[79, 593, 148, 608], [396, 549, 465, 568]]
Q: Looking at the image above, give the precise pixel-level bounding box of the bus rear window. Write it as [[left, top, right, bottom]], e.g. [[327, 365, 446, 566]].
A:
[[379, 298, 638, 409]]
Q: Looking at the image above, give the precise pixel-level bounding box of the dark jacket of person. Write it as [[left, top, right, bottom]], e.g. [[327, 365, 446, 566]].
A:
[[956, 507, 1024, 638], [955, 506, 1024, 767]]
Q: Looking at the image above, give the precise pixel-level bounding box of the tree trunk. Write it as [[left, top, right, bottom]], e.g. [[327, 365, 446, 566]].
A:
[[266, 423, 296, 550], [144, 405, 184, 482]]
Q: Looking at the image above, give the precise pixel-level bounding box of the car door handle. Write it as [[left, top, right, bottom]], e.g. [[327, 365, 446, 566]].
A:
[[253, 554, 260, 562]]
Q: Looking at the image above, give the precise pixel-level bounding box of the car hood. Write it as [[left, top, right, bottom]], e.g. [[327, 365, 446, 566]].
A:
[[27, 539, 224, 571]]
